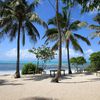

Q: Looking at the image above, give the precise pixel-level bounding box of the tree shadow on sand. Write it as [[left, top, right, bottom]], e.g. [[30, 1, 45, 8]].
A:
[[60, 77, 100, 84], [23, 74, 50, 81], [20, 97, 58, 100], [0, 79, 23, 86]]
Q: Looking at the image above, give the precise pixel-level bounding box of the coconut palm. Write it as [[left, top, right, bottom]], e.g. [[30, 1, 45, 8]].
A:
[[0, 0, 47, 78], [43, 10, 90, 74], [62, 0, 100, 13], [89, 13, 100, 44]]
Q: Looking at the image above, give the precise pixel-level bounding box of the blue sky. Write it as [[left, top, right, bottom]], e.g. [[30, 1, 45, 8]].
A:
[[0, 0, 99, 62]]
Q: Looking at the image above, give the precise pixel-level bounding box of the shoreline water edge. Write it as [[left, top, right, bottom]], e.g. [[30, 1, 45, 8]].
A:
[[0, 61, 89, 75]]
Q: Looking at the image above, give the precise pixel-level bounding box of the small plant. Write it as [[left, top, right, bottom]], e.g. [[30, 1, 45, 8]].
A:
[[22, 63, 36, 75]]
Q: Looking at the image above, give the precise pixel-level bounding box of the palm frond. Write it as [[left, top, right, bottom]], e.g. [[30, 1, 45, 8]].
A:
[[27, 21, 40, 38], [0, 16, 12, 28], [70, 35, 84, 53], [26, 0, 40, 12], [43, 28, 58, 39], [65, 30, 71, 40], [48, 17, 56, 25], [74, 33, 91, 45], [1, 21, 12, 34], [48, 13, 66, 27], [25, 21, 37, 42], [28, 49, 34, 53], [93, 13, 100, 24], [89, 25, 100, 30], [52, 41, 59, 51], [77, 22, 87, 27], [69, 21, 87, 30], [89, 31, 100, 39], [66, 11, 71, 28], [29, 13, 48, 29], [45, 36, 58, 43], [9, 23, 17, 41]]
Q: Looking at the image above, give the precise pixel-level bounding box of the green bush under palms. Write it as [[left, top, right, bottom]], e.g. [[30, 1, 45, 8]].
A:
[[22, 63, 36, 75], [22, 63, 43, 75]]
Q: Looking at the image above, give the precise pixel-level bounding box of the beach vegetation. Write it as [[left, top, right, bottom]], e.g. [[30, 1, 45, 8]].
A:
[[89, 13, 100, 44], [0, 0, 47, 78], [44, 9, 90, 75], [84, 65, 96, 72], [29, 44, 55, 71], [62, 0, 100, 13], [70, 56, 86, 72], [85, 51, 100, 72], [43, 0, 91, 82], [22, 63, 43, 75], [76, 56, 87, 65], [22, 63, 36, 75]]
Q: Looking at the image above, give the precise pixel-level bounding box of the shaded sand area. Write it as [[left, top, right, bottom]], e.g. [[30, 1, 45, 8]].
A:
[[0, 73, 100, 100]]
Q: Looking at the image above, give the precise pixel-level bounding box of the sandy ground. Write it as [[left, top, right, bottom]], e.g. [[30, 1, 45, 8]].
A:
[[0, 73, 100, 100]]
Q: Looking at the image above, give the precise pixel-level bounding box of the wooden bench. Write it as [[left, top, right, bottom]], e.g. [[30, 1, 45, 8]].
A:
[[50, 70, 65, 77]]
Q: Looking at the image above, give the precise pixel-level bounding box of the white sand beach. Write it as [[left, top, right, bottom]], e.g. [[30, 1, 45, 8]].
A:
[[0, 73, 100, 100]]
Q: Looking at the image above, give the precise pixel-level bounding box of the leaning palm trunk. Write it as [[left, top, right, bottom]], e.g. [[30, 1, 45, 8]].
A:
[[51, 0, 62, 83], [67, 41, 72, 74], [15, 21, 21, 78]]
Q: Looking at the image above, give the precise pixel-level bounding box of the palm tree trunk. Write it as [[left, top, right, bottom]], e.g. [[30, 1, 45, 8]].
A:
[[67, 41, 72, 74], [15, 21, 21, 78], [51, 0, 62, 83]]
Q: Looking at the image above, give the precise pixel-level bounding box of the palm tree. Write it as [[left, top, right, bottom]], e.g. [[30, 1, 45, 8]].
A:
[[43, 10, 90, 74], [62, 0, 100, 13], [50, 0, 62, 83], [89, 13, 100, 44], [0, 0, 47, 78]]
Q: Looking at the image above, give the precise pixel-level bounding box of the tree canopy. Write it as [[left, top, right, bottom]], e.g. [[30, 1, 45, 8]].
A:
[[89, 52, 100, 71]]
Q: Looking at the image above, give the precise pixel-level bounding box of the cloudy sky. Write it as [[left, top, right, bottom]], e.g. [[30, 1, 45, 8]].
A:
[[0, 0, 99, 62]]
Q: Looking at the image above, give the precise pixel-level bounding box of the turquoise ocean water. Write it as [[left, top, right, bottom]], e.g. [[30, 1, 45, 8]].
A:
[[0, 61, 89, 75]]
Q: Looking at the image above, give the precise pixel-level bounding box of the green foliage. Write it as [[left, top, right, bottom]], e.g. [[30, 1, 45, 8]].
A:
[[0, 0, 47, 44], [29, 44, 55, 70], [70, 56, 86, 72], [22, 63, 44, 75], [89, 51, 100, 71], [84, 65, 97, 72], [76, 56, 86, 65], [85, 51, 100, 72], [89, 13, 100, 44], [22, 63, 36, 75], [29, 44, 55, 62], [70, 57, 77, 64]]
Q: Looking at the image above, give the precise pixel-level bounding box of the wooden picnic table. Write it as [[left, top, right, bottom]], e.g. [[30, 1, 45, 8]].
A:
[[50, 69, 65, 77]]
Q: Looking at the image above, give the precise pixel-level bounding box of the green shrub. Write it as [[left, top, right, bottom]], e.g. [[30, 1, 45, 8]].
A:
[[22, 63, 36, 75], [84, 64, 97, 72]]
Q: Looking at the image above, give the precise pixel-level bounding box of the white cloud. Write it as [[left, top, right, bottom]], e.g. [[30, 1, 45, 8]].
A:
[[55, 47, 82, 59], [5, 48, 36, 60], [2, 47, 94, 61], [54, 48, 94, 60]]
